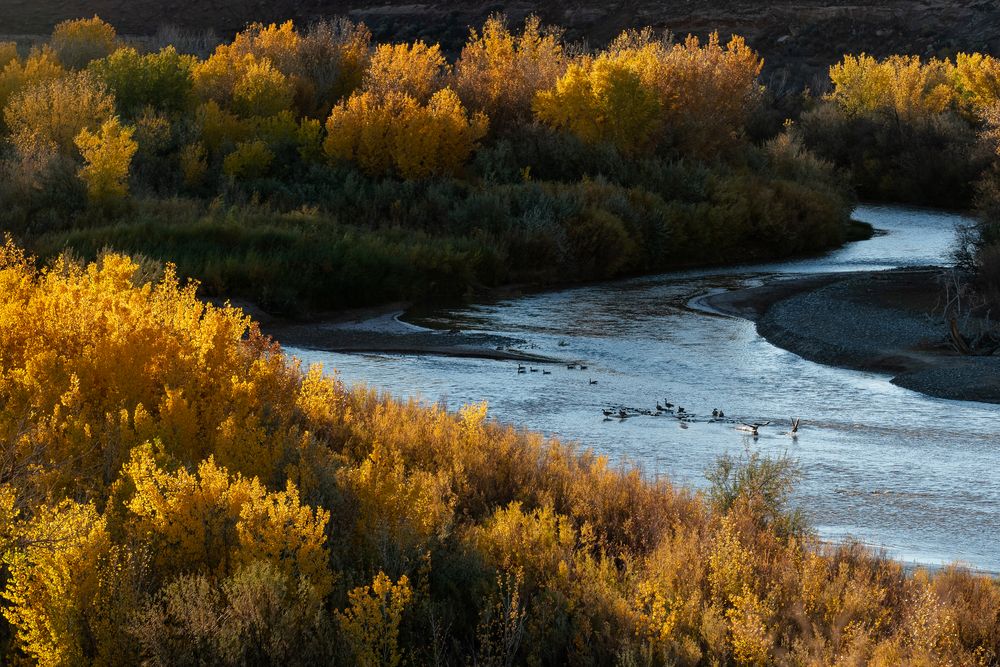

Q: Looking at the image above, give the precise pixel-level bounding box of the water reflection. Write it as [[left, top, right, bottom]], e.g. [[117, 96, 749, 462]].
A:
[[288, 205, 1000, 572]]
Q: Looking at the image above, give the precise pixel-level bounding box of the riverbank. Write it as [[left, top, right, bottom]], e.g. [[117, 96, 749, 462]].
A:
[[261, 302, 561, 363], [703, 268, 1000, 403]]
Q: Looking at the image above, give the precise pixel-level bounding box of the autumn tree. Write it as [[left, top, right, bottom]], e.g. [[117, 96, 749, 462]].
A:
[[74, 115, 138, 205], [828, 53, 955, 121], [364, 40, 448, 103], [324, 88, 488, 178], [90, 46, 196, 116], [0, 47, 65, 129], [51, 16, 118, 69], [534, 54, 662, 153], [4, 70, 115, 155], [454, 14, 566, 132], [296, 18, 372, 115], [953, 52, 1000, 116]]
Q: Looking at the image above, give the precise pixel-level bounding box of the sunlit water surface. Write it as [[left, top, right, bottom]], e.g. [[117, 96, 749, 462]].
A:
[[288, 206, 1000, 572]]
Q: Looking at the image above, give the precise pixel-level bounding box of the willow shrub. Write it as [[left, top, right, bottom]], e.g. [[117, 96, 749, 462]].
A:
[[0, 243, 997, 665]]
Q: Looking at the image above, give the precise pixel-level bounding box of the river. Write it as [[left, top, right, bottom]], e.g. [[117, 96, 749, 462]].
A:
[[287, 205, 1000, 572]]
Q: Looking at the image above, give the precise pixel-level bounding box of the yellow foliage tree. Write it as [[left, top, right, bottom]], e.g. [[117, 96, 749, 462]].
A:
[[364, 40, 448, 103], [829, 53, 955, 121], [0, 47, 65, 129], [74, 115, 138, 205], [193, 23, 298, 118], [455, 14, 566, 131], [324, 88, 488, 178], [4, 70, 114, 155], [51, 15, 118, 70], [953, 52, 1000, 115], [534, 54, 661, 153], [232, 57, 296, 117]]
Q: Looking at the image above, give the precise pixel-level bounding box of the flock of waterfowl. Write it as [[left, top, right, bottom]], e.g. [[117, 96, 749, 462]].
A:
[[514, 361, 802, 438]]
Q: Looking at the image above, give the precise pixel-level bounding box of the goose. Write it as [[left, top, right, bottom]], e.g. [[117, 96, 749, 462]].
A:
[[517, 364, 526, 371], [580, 365, 589, 370], [530, 367, 539, 373], [567, 363, 577, 370], [542, 369, 551, 375], [602, 409, 614, 416], [718, 410, 725, 419], [589, 378, 598, 385], [676, 407, 686, 414], [656, 402, 665, 412], [712, 409, 719, 418], [664, 402, 674, 409], [517, 367, 527, 374], [618, 409, 628, 419]]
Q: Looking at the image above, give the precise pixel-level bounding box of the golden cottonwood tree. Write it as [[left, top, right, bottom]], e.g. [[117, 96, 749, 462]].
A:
[[3, 70, 114, 155], [50, 16, 118, 69], [364, 40, 448, 103], [953, 52, 1000, 115], [534, 54, 662, 153], [324, 88, 487, 178], [0, 47, 65, 128], [454, 14, 566, 130], [74, 116, 138, 204], [829, 54, 955, 121]]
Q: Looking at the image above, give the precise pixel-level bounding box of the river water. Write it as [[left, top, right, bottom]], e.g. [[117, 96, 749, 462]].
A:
[[287, 205, 1000, 572]]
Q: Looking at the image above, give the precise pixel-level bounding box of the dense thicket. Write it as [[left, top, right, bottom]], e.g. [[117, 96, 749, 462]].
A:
[[0, 244, 998, 665], [800, 52, 1000, 208], [0, 15, 856, 313]]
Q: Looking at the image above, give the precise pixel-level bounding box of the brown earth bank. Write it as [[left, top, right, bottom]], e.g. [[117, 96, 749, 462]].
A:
[[704, 268, 1000, 403], [3, 1, 1000, 89]]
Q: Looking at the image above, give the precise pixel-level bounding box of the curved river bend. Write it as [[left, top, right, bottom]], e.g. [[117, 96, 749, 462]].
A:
[[288, 206, 1000, 572]]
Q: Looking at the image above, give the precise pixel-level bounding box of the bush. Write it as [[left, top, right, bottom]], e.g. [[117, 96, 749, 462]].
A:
[[223, 138, 275, 179], [51, 16, 118, 69], [0, 244, 997, 665]]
